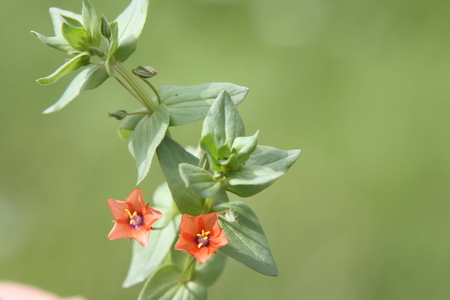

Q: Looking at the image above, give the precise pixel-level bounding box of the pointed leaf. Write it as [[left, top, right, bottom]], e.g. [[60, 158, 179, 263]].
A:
[[156, 136, 203, 216], [37, 52, 90, 85], [114, 0, 149, 62], [62, 22, 91, 50], [159, 83, 248, 126], [138, 265, 207, 300], [61, 15, 84, 28], [82, 0, 101, 47], [213, 201, 278, 276], [128, 104, 169, 184], [106, 22, 119, 76], [43, 65, 108, 113], [49, 7, 82, 35], [31, 31, 75, 53], [202, 90, 245, 146], [218, 153, 239, 172], [231, 130, 259, 164], [246, 146, 301, 173], [179, 163, 229, 202], [223, 165, 284, 197], [199, 133, 219, 171]]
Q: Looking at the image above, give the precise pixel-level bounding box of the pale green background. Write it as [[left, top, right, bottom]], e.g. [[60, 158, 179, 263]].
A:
[[1, 0, 450, 299]]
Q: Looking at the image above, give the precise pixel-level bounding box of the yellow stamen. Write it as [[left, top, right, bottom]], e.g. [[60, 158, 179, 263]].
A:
[[125, 209, 138, 225], [197, 230, 210, 237], [197, 243, 203, 248]]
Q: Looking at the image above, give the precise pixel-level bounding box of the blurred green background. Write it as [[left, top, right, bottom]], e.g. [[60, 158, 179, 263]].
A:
[[1, 0, 450, 299]]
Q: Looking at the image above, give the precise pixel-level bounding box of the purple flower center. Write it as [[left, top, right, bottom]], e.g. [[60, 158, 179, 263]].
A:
[[196, 230, 211, 248], [125, 209, 144, 228]]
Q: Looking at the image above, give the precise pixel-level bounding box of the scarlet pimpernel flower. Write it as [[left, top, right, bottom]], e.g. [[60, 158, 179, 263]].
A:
[[107, 188, 163, 247], [175, 213, 228, 264]]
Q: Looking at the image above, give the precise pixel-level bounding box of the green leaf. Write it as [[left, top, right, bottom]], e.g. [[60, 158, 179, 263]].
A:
[[199, 133, 219, 171], [43, 65, 108, 113], [62, 22, 91, 51], [138, 265, 207, 300], [202, 90, 245, 147], [231, 130, 259, 164], [36, 51, 90, 85], [31, 31, 75, 54], [49, 7, 82, 36], [179, 163, 229, 202], [223, 165, 284, 197], [217, 143, 231, 160], [156, 136, 203, 216], [118, 108, 147, 139], [213, 201, 278, 276], [128, 104, 169, 184], [61, 15, 84, 28], [106, 22, 119, 76], [194, 251, 227, 286], [246, 146, 301, 173], [123, 217, 180, 288], [226, 165, 283, 186], [82, 0, 101, 47], [114, 0, 149, 62], [115, 35, 137, 62], [159, 83, 249, 126], [218, 153, 239, 172]]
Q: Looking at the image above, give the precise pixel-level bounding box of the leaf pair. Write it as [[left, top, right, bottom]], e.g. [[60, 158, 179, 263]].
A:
[[123, 83, 249, 184], [180, 90, 301, 200]]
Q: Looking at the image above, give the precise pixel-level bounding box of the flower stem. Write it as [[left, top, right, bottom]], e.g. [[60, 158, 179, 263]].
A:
[[113, 76, 144, 107], [202, 197, 215, 214], [180, 255, 196, 282], [143, 79, 162, 104], [113, 62, 157, 113]]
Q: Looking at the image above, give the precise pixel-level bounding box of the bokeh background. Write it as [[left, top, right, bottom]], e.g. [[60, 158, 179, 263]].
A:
[[1, 0, 450, 299]]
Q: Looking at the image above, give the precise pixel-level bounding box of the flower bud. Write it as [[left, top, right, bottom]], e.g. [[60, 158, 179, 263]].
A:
[[101, 15, 111, 39], [132, 66, 158, 79], [108, 110, 127, 120], [224, 208, 238, 223]]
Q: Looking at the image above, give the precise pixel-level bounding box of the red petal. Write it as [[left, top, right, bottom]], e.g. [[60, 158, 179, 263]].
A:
[[127, 188, 145, 213], [201, 213, 219, 232], [107, 199, 130, 222], [174, 233, 197, 253], [108, 222, 132, 240], [194, 247, 215, 264], [131, 227, 150, 247], [143, 207, 163, 229], [179, 214, 200, 235]]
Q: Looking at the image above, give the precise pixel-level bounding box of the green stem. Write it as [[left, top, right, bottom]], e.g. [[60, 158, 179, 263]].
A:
[[113, 62, 157, 113], [180, 255, 196, 282], [143, 79, 162, 104], [114, 76, 145, 107], [202, 197, 215, 214]]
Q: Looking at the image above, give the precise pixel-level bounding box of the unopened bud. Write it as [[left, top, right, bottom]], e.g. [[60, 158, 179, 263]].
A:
[[132, 66, 158, 79], [108, 110, 127, 120], [101, 15, 111, 39], [224, 208, 238, 223]]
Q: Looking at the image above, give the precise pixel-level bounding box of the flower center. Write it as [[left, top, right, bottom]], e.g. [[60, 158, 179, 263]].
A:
[[125, 209, 143, 229], [196, 229, 211, 248]]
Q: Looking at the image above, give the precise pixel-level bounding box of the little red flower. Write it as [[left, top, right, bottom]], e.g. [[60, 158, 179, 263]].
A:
[[107, 188, 162, 247], [174, 213, 228, 264]]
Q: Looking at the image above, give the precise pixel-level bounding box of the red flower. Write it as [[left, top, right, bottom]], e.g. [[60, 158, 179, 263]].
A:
[[174, 213, 228, 264], [107, 188, 163, 247]]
